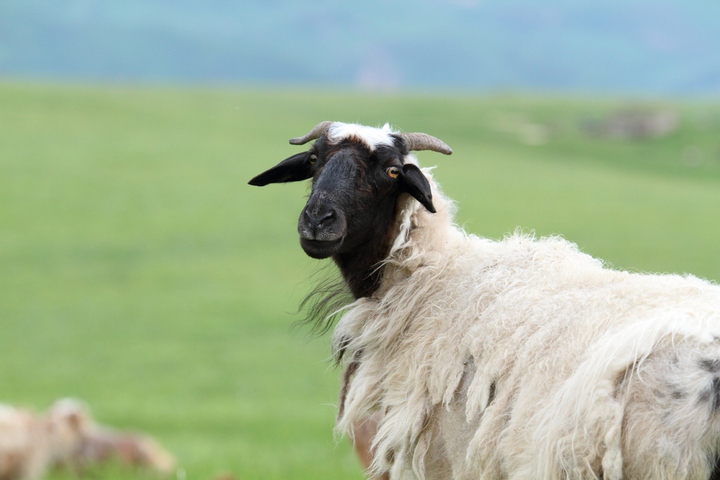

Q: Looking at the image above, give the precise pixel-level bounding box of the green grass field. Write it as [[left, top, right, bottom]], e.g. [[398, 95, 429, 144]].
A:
[[1, 82, 719, 479]]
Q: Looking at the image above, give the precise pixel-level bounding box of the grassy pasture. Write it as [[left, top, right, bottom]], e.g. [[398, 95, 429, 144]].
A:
[[1, 82, 719, 479]]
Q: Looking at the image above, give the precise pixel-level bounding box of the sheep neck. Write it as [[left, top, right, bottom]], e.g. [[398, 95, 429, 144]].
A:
[[333, 233, 393, 299]]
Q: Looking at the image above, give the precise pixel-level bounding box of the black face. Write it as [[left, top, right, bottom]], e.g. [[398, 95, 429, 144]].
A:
[[249, 135, 435, 261]]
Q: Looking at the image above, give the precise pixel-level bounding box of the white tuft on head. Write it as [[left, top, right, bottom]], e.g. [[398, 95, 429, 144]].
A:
[[327, 122, 397, 151]]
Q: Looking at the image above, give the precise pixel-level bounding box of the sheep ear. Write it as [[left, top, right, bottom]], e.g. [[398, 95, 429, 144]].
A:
[[248, 152, 313, 186], [401, 164, 436, 213]]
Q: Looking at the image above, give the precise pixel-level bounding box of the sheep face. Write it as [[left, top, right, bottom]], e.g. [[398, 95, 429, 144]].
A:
[[250, 130, 435, 259], [298, 137, 437, 261], [249, 122, 450, 297]]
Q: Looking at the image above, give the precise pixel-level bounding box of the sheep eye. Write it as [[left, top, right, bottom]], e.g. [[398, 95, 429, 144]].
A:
[[386, 166, 400, 178], [308, 154, 318, 165]]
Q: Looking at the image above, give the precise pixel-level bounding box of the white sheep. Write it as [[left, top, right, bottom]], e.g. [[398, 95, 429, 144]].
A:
[[250, 121, 720, 479]]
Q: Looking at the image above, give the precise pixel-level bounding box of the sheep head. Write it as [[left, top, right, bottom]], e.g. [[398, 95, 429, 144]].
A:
[[249, 121, 451, 297]]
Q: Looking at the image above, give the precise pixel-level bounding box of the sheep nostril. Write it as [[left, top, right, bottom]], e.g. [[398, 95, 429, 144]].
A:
[[318, 212, 334, 227], [305, 209, 335, 228]]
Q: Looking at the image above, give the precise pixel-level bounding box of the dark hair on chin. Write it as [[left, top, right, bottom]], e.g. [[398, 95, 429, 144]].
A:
[[295, 264, 353, 338]]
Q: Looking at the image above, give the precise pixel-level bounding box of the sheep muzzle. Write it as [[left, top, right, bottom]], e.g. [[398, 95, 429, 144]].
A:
[[298, 193, 348, 259]]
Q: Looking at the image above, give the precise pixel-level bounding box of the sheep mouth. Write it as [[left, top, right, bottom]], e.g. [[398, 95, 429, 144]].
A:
[[300, 237, 344, 259]]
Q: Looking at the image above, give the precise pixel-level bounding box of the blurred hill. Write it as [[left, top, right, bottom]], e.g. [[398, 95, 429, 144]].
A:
[[1, 0, 720, 94]]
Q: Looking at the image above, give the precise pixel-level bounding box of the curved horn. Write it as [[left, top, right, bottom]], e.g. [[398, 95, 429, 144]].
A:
[[289, 121, 334, 145], [398, 132, 453, 155]]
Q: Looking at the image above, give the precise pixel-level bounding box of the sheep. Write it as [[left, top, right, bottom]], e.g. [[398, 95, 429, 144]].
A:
[[49, 401, 176, 476], [0, 399, 91, 480], [249, 121, 720, 480], [0, 399, 175, 479]]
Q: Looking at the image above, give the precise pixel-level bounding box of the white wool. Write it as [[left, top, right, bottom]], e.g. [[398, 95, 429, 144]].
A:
[[328, 122, 397, 151], [332, 171, 720, 479]]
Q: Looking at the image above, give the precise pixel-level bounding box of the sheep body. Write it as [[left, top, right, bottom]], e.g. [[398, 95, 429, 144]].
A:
[[0, 400, 90, 480], [334, 172, 720, 479], [0, 399, 175, 480]]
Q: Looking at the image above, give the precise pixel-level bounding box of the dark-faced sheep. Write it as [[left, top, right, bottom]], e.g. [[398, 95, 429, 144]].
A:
[[250, 121, 720, 480]]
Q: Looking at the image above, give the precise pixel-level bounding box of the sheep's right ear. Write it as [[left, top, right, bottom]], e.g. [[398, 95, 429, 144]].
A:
[[248, 152, 314, 186]]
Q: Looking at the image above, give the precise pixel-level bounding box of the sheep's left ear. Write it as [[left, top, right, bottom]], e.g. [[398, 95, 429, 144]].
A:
[[401, 164, 436, 213], [248, 152, 313, 186]]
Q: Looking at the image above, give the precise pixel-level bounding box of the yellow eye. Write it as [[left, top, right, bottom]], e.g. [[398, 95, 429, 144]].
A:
[[308, 154, 317, 165], [386, 166, 400, 178]]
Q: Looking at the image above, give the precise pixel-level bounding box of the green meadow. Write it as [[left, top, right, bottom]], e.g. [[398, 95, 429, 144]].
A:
[[1, 82, 719, 479]]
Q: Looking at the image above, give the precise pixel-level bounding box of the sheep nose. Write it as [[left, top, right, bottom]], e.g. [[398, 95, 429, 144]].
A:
[[304, 208, 335, 228]]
